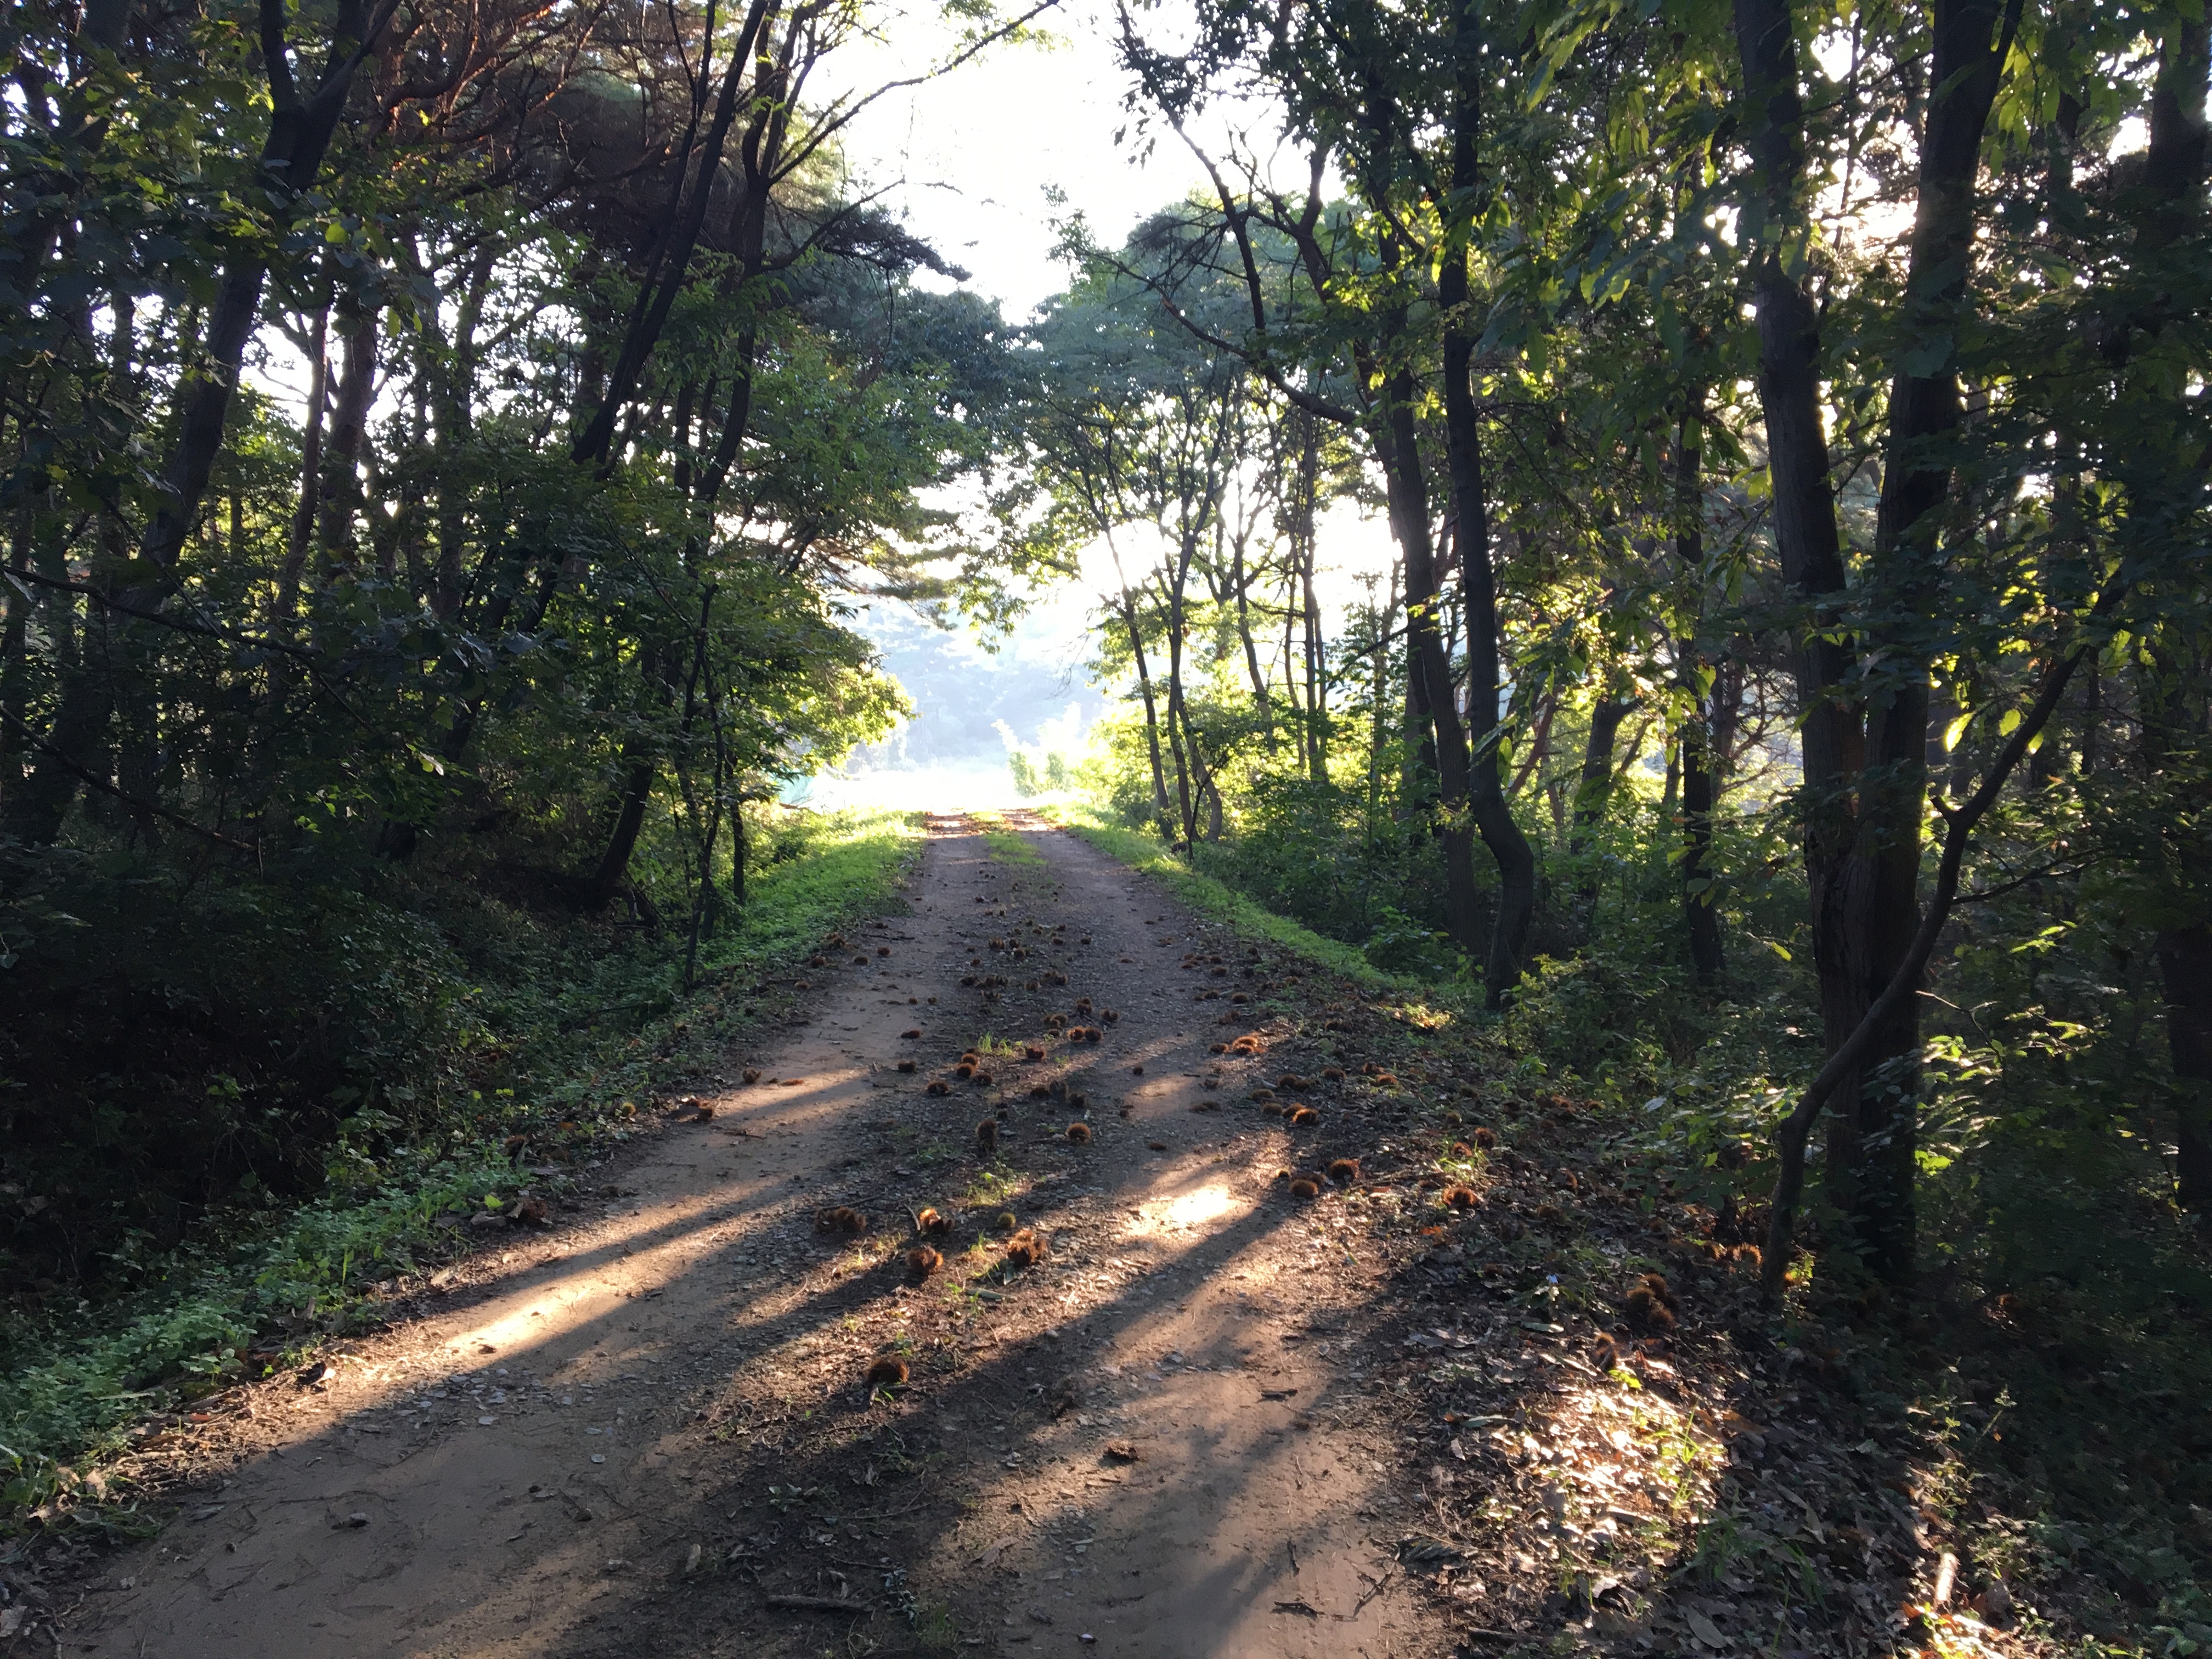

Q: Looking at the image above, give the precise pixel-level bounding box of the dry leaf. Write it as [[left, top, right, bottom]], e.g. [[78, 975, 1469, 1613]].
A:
[[1681, 1606, 1726, 1648]]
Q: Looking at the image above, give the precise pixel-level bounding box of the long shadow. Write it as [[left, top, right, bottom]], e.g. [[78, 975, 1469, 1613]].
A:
[[481, 1162, 1407, 1657], [92, 817, 1785, 1659]]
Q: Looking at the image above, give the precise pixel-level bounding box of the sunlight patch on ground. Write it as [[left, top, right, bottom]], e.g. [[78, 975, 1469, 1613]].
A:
[[1161, 1185, 1236, 1228]]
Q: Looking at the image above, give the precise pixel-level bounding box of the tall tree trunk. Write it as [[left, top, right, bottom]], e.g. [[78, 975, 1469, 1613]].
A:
[[1366, 567, 1397, 822], [1736, 0, 2014, 1282], [1158, 563, 1199, 846], [1440, 0, 1537, 1005], [1105, 531, 1173, 831], [562, 15, 802, 899], [429, 241, 496, 620], [317, 287, 380, 577], [730, 792, 749, 908], [568, 0, 782, 473], [1286, 409, 1328, 782], [2160, 924, 2212, 1215], [1375, 362, 1484, 962], [1124, 594, 1172, 830], [1571, 685, 1635, 855], [1506, 691, 1555, 799], [2141, 14, 2212, 1208], [1301, 522, 1327, 784], [104, 291, 161, 840], [1674, 406, 1724, 986], [279, 303, 330, 624], [1835, 0, 2019, 1278], [583, 646, 669, 914], [2, 509, 31, 799], [1737, 0, 1889, 1274], [1229, 528, 1273, 741]]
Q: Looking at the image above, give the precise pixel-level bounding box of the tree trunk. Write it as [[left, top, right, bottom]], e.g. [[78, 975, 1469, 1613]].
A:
[[1158, 563, 1199, 846], [2, 509, 31, 799], [1288, 409, 1328, 782], [279, 303, 330, 624], [1301, 533, 1327, 784], [1833, 0, 2018, 1279], [317, 287, 381, 577], [1124, 593, 1172, 830], [1374, 361, 1484, 963], [1366, 562, 1399, 823], [569, 0, 782, 473], [1229, 528, 1273, 741], [430, 242, 496, 619], [1506, 690, 1555, 799], [1735, 0, 2015, 1282], [2159, 926, 2212, 1214], [2140, 17, 2212, 1213], [583, 646, 671, 913], [1680, 720, 1724, 984], [1571, 686, 1635, 855], [1674, 407, 1724, 986], [1440, 0, 1537, 1005]]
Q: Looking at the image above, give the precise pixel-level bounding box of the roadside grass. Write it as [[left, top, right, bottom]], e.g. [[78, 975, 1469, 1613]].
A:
[[0, 809, 919, 1533], [1041, 805, 1418, 994]]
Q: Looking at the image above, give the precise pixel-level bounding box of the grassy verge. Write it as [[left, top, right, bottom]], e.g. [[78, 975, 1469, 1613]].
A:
[[0, 808, 919, 1533], [1041, 805, 1418, 994]]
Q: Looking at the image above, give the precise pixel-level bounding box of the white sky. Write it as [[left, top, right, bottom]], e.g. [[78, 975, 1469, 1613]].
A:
[[816, 0, 1401, 791], [821, 0, 1229, 320]]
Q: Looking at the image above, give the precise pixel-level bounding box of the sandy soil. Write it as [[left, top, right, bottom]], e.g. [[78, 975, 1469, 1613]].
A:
[[70, 814, 1461, 1659]]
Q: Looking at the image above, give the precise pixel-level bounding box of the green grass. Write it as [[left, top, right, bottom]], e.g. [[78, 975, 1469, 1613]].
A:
[[968, 812, 1046, 867], [0, 808, 920, 1532], [702, 808, 922, 967], [1044, 805, 1417, 992]]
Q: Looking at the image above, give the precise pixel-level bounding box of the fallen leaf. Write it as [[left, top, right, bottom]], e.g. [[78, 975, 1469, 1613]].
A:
[[1682, 1606, 1726, 1647]]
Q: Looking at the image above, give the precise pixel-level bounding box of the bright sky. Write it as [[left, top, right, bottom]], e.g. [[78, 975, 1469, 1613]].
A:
[[815, 0, 1400, 795], [822, 0, 1224, 320]]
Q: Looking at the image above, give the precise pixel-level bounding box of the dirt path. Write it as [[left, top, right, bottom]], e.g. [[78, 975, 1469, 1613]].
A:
[[77, 815, 1455, 1658]]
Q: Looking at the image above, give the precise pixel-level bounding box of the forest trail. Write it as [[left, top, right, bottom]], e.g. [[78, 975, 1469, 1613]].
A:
[[80, 816, 1454, 1659]]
